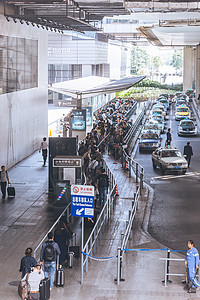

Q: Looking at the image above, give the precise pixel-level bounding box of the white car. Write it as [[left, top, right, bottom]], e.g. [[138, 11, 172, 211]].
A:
[[152, 147, 188, 174], [177, 119, 197, 136]]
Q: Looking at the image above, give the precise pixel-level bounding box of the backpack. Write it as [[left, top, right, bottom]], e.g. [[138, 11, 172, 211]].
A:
[[18, 273, 30, 299], [99, 176, 107, 188], [43, 242, 55, 262]]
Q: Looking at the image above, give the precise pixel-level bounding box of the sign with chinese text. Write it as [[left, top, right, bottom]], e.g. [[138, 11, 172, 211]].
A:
[[71, 185, 94, 218]]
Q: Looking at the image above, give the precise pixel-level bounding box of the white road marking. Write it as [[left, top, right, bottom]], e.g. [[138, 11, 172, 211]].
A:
[[152, 171, 200, 181]]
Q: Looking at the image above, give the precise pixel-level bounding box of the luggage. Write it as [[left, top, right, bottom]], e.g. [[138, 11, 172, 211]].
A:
[[55, 255, 65, 287], [39, 278, 50, 300], [18, 273, 30, 299], [7, 184, 15, 198], [68, 252, 74, 268], [69, 234, 80, 259]]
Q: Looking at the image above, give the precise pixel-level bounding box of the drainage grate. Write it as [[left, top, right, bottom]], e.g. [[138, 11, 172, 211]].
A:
[[11, 225, 24, 230]]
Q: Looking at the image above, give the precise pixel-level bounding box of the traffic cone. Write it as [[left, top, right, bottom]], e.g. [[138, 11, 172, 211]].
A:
[[49, 129, 52, 136], [126, 161, 129, 171], [116, 185, 119, 196]]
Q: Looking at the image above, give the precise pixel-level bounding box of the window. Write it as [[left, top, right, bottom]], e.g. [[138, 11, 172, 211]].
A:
[[0, 35, 38, 94]]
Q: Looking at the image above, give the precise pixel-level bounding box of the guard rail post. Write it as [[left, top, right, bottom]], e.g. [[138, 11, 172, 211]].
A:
[[136, 163, 139, 184], [117, 248, 121, 285], [128, 157, 131, 178], [140, 168, 144, 196], [167, 249, 171, 283]]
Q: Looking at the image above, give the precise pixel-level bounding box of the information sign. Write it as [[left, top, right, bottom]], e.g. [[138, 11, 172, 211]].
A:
[[71, 185, 94, 218]]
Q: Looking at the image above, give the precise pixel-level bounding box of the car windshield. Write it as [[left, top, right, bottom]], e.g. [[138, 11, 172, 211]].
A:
[[141, 133, 158, 139], [176, 107, 189, 112], [161, 150, 182, 158], [152, 110, 162, 114], [181, 121, 194, 126], [159, 99, 168, 103], [152, 116, 163, 122]]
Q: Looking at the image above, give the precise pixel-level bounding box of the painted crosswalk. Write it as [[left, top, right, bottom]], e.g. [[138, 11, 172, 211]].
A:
[[151, 171, 200, 181]]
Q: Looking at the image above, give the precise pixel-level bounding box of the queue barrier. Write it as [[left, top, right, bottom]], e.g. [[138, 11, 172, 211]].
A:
[[116, 247, 188, 286]]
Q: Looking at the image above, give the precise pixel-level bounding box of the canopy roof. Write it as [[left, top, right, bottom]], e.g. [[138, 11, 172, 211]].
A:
[[49, 75, 146, 99]]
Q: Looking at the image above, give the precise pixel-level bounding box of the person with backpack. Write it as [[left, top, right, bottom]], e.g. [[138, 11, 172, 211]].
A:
[[19, 247, 37, 278], [0, 165, 10, 199], [97, 167, 110, 206], [40, 232, 61, 290]]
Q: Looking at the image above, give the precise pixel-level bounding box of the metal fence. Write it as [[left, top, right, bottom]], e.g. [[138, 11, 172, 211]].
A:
[[81, 160, 117, 284], [33, 202, 71, 261], [116, 186, 140, 285]]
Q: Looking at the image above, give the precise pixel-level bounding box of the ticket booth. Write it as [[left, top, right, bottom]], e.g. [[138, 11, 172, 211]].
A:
[[52, 156, 84, 219]]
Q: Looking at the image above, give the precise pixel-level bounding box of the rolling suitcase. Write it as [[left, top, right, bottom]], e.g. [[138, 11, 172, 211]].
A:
[[39, 277, 50, 300], [55, 255, 65, 287], [69, 233, 80, 259], [68, 251, 74, 268], [7, 184, 15, 198]]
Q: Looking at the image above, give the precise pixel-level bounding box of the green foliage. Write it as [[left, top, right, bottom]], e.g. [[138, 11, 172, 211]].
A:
[[131, 47, 149, 74], [171, 50, 183, 70], [116, 79, 183, 100]]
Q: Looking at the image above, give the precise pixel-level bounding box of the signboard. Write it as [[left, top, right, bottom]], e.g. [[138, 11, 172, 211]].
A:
[[83, 106, 92, 126], [53, 157, 82, 168], [71, 185, 94, 218], [71, 109, 86, 131]]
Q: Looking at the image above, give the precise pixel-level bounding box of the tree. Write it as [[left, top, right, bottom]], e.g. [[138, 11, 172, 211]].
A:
[[131, 47, 149, 75], [171, 50, 183, 70]]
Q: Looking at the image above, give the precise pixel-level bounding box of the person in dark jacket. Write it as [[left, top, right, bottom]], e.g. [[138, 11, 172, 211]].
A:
[[19, 247, 37, 278], [54, 219, 72, 267], [166, 128, 172, 146], [184, 142, 193, 167]]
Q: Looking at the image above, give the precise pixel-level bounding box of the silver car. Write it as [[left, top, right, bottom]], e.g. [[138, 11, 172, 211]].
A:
[[152, 147, 188, 175]]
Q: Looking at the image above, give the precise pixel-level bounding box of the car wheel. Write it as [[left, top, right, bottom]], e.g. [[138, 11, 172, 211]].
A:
[[152, 160, 156, 169], [182, 170, 186, 175], [139, 148, 142, 153], [160, 164, 165, 175]]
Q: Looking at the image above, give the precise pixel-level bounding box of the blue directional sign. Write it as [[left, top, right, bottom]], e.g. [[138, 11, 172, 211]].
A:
[[71, 185, 94, 218]]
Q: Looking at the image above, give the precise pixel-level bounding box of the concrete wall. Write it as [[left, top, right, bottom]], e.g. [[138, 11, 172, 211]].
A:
[[48, 33, 108, 65], [0, 15, 48, 168], [183, 46, 194, 92]]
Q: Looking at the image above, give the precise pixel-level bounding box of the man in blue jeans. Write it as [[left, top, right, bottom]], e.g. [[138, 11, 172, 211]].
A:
[[97, 167, 110, 206], [40, 232, 60, 290]]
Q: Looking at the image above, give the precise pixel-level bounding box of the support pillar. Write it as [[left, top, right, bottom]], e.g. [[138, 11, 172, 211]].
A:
[[183, 46, 194, 92], [195, 45, 200, 103]]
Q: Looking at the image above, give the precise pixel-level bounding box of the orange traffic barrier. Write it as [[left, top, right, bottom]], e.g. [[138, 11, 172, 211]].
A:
[[126, 161, 129, 170], [116, 185, 119, 196], [49, 129, 52, 136]]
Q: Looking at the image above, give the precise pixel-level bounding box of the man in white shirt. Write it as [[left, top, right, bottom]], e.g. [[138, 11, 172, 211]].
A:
[[39, 137, 48, 166], [0, 166, 10, 199]]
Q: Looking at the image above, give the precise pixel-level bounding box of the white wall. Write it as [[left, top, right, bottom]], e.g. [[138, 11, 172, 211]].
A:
[[0, 15, 48, 168]]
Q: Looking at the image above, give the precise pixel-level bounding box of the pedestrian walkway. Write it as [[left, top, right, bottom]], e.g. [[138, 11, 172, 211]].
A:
[[0, 100, 191, 299]]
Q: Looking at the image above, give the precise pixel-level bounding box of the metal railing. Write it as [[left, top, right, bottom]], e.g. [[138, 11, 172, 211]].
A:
[[159, 257, 186, 287], [81, 161, 117, 284], [116, 186, 140, 285], [33, 202, 71, 261]]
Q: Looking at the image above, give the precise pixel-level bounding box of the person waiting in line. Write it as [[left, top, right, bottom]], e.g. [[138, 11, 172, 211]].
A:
[[0, 165, 10, 200], [39, 137, 48, 166], [97, 167, 110, 207], [54, 219, 73, 267], [40, 232, 60, 290], [19, 247, 37, 278], [185, 240, 200, 293], [22, 264, 44, 300], [184, 142, 193, 168]]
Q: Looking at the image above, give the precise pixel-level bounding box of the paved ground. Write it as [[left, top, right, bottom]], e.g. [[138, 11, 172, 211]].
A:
[[0, 101, 198, 299], [134, 101, 200, 251]]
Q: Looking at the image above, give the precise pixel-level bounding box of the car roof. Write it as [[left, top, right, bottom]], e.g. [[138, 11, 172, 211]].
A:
[[156, 146, 178, 151]]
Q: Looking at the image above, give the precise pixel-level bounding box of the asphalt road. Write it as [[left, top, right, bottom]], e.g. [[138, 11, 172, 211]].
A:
[[134, 103, 200, 251]]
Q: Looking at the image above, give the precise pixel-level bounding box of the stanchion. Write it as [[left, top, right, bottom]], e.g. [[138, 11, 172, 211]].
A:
[[129, 158, 131, 178], [162, 249, 172, 284], [115, 248, 125, 285], [126, 161, 129, 171], [136, 163, 138, 184]]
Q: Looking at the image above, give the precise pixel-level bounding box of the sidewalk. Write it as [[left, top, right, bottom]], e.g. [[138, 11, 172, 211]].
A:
[[0, 101, 191, 299]]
